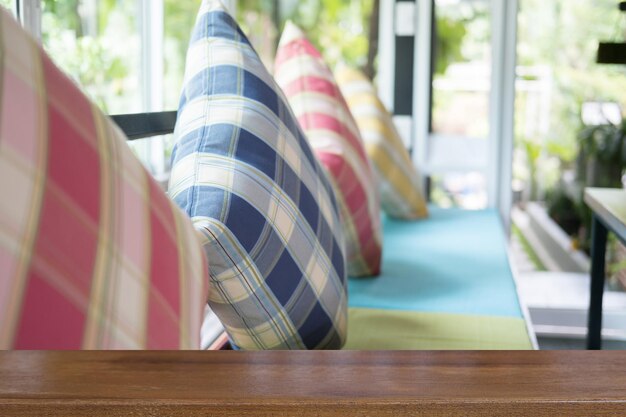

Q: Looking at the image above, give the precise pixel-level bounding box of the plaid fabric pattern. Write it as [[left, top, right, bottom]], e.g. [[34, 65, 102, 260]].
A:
[[335, 66, 428, 220], [168, 1, 347, 350], [274, 22, 382, 277], [0, 9, 208, 349]]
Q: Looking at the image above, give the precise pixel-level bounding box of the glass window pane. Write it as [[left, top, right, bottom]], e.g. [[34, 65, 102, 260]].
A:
[[430, 172, 488, 209], [0, 0, 14, 16], [161, 1, 203, 178], [237, 1, 277, 71], [432, 0, 491, 139], [163, 0, 200, 110], [514, 0, 626, 204], [41, 0, 169, 176], [41, 0, 142, 114], [236, 0, 375, 71]]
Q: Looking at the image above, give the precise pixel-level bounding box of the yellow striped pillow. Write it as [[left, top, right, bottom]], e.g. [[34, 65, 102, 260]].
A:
[[335, 66, 428, 220]]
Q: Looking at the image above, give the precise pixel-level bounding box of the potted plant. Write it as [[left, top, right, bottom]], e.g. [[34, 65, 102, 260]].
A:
[[577, 120, 626, 188]]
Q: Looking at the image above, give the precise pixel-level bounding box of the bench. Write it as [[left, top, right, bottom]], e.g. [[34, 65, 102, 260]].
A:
[[113, 113, 535, 350], [346, 208, 534, 349]]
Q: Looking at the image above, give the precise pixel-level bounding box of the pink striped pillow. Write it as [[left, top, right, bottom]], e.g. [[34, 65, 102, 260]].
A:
[[274, 22, 382, 277], [0, 9, 208, 349]]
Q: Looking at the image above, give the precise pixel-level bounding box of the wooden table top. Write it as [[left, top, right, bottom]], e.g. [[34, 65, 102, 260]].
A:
[[1, 350, 626, 416], [585, 187, 626, 242]]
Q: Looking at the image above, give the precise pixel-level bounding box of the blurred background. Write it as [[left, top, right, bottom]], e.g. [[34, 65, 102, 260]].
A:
[[2, 0, 625, 347]]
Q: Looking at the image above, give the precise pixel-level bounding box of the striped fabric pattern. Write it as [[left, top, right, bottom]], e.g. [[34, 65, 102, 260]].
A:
[[0, 9, 208, 349], [168, 1, 347, 350], [335, 66, 428, 220], [274, 22, 382, 277]]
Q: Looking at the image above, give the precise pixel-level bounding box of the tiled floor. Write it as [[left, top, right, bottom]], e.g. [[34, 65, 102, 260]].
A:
[[510, 226, 626, 350], [510, 230, 541, 274]]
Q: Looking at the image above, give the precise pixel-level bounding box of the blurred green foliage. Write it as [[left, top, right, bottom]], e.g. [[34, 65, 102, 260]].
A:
[[434, 16, 466, 75], [238, 0, 373, 70], [163, 0, 201, 109], [41, 0, 135, 113], [577, 121, 626, 187], [514, 0, 626, 241], [517, 0, 626, 165], [520, 138, 543, 201], [39, 0, 202, 112], [0, 0, 13, 11], [430, 1, 491, 141]]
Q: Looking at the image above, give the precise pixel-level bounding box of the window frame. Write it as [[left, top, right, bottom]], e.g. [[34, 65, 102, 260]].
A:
[[377, 0, 518, 223]]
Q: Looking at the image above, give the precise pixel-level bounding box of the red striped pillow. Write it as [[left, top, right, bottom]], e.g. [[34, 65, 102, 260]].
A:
[[274, 22, 382, 277], [0, 9, 208, 349]]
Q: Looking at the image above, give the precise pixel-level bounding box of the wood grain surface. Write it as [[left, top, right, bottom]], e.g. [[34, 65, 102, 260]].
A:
[[1, 351, 625, 416]]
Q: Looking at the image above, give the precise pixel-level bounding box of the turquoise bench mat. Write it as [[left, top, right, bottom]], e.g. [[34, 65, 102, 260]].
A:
[[345, 307, 532, 350], [348, 207, 524, 318]]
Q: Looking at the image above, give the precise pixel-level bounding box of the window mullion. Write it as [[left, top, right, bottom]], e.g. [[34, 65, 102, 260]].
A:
[[19, 0, 41, 40], [412, 0, 433, 192], [139, 0, 166, 176], [488, 0, 518, 227]]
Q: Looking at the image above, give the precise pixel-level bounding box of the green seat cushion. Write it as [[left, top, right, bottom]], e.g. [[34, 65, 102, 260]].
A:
[[345, 307, 533, 350]]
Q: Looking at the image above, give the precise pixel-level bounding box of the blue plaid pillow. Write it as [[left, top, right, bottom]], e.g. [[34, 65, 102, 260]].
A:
[[169, 0, 347, 350]]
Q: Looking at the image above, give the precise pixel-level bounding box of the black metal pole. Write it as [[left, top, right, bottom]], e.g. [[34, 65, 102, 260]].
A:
[[587, 214, 608, 350]]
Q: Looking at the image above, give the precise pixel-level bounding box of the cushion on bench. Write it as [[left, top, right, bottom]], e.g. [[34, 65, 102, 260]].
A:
[[169, 0, 348, 350], [274, 22, 383, 278], [345, 309, 532, 349], [334, 65, 429, 221], [345, 207, 533, 349], [0, 9, 208, 349]]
